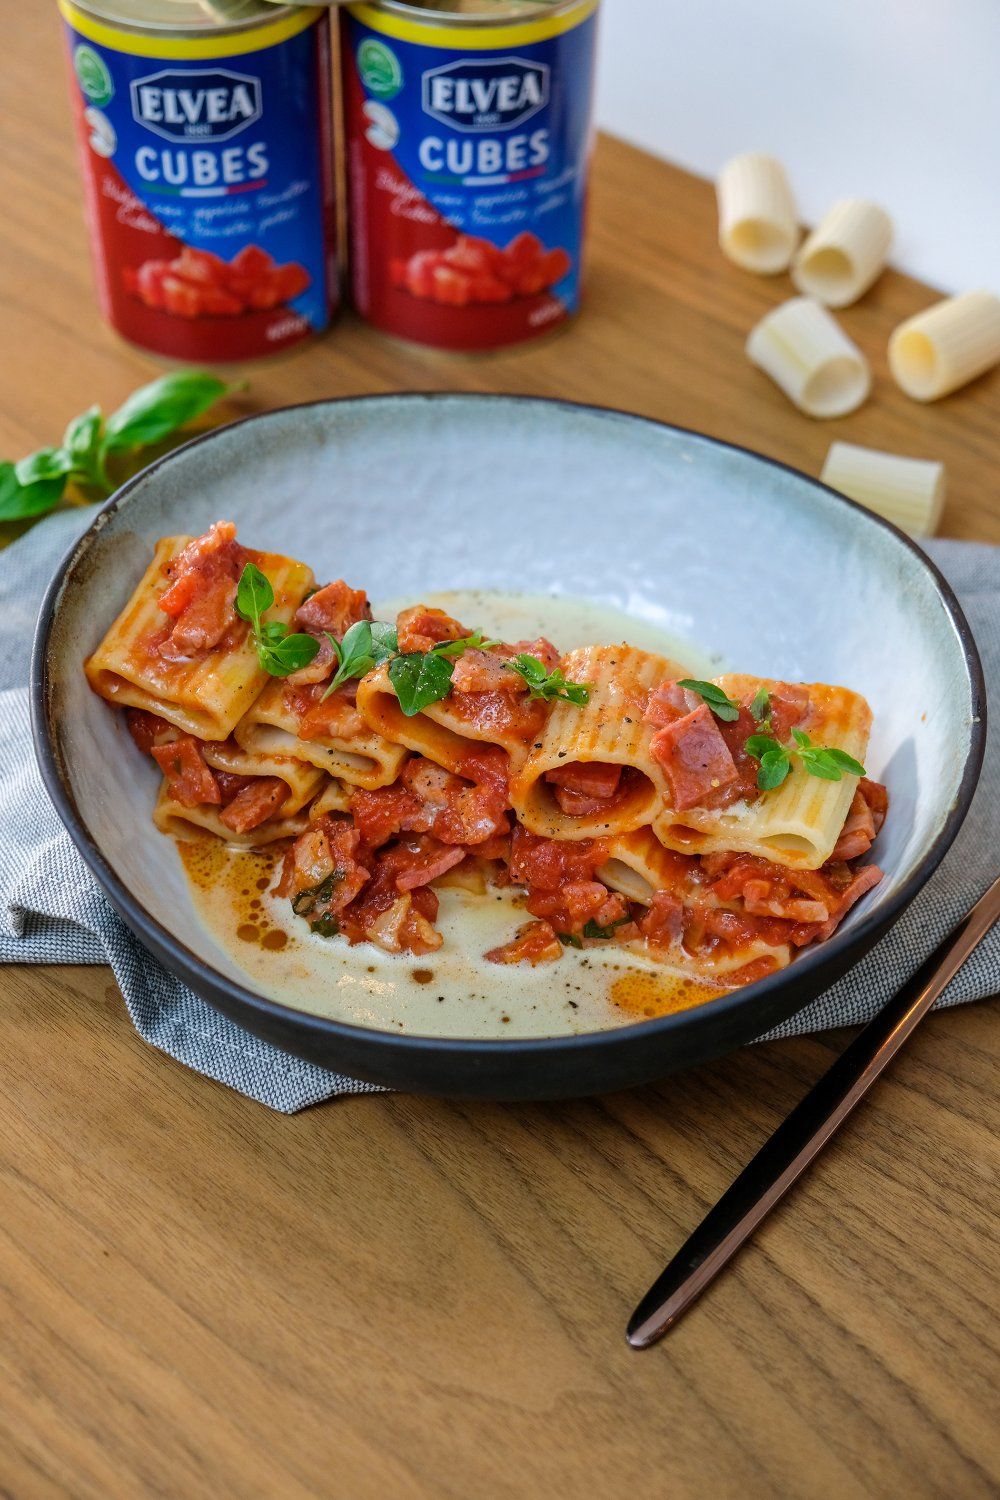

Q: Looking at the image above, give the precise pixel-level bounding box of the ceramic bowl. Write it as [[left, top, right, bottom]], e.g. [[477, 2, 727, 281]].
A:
[[32, 395, 985, 1098]]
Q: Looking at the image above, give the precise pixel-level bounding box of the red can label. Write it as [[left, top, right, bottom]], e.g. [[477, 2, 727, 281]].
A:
[[341, 1, 599, 351], [60, 2, 338, 362]]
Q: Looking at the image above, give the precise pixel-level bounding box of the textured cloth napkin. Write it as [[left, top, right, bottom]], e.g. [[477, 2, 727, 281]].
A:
[[1, 508, 997, 1112]]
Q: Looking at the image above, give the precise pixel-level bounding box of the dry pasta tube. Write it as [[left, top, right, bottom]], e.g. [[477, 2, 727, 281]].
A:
[[716, 153, 799, 274], [820, 442, 945, 537], [888, 290, 1000, 401], [746, 297, 871, 417], [791, 198, 893, 308]]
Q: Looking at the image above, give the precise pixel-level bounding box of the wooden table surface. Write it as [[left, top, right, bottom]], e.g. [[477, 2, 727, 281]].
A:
[[2, 8, 998, 1498]]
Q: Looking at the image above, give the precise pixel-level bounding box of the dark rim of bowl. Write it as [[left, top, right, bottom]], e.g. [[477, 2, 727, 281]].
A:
[[30, 392, 988, 1063]]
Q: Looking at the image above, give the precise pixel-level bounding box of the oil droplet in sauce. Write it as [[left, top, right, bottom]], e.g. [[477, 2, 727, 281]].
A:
[[611, 971, 725, 1019]]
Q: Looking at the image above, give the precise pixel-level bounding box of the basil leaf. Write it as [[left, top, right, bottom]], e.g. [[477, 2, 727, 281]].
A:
[[63, 406, 103, 468], [745, 733, 782, 760], [818, 747, 867, 775], [389, 651, 454, 716], [582, 917, 630, 940], [798, 746, 866, 781], [235, 562, 274, 624], [749, 687, 770, 723], [791, 727, 811, 748], [757, 748, 791, 790], [102, 371, 229, 452], [0, 461, 66, 521], [431, 630, 500, 660], [259, 632, 320, 677], [510, 654, 590, 705], [369, 621, 398, 665], [558, 932, 583, 949], [338, 619, 373, 671], [15, 447, 74, 486], [677, 678, 740, 722], [260, 620, 289, 645]]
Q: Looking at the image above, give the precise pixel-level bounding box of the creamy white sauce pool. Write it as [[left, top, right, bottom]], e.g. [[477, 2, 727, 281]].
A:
[[181, 591, 730, 1039]]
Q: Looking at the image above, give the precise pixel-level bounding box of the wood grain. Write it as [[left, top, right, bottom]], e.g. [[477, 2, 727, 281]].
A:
[[1, 5, 998, 1498]]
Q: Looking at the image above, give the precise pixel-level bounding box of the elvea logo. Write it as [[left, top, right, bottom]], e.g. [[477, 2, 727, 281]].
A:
[[422, 57, 549, 133], [130, 69, 262, 142]]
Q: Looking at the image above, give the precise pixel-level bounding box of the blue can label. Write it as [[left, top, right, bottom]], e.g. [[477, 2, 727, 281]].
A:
[[60, 3, 337, 361], [342, 2, 599, 350]]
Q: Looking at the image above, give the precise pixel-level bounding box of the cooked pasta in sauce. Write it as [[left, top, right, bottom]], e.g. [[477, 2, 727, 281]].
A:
[[85, 524, 888, 1034]]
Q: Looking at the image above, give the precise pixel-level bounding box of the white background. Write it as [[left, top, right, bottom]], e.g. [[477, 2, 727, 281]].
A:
[[594, 0, 1000, 292]]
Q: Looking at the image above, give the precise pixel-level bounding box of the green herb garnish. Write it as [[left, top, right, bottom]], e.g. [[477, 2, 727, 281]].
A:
[[677, 679, 741, 722], [321, 619, 398, 700], [582, 916, 630, 940], [749, 686, 771, 725], [310, 914, 341, 938], [389, 649, 456, 716], [1, 372, 230, 522], [510, 654, 590, 705], [386, 629, 497, 716], [745, 729, 865, 791], [558, 932, 583, 949], [235, 562, 320, 678]]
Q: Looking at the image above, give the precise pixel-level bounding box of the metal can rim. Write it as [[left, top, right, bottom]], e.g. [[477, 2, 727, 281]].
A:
[[354, 0, 592, 29], [60, 0, 309, 42]]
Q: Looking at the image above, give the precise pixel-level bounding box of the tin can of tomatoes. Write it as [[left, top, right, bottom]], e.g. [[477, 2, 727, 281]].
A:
[[59, 0, 338, 362], [340, 0, 599, 351]]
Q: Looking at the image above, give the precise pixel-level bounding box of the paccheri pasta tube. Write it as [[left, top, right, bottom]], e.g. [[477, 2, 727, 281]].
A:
[[792, 198, 893, 308], [888, 290, 1000, 401], [821, 442, 946, 537], [716, 153, 799, 274], [746, 297, 871, 417]]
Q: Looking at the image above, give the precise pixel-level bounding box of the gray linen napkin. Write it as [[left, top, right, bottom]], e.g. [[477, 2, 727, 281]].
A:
[[1, 508, 997, 1111]]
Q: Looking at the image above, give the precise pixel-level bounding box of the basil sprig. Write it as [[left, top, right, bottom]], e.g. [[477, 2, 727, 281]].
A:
[[745, 728, 866, 792], [510, 654, 590, 705], [1, 372, 230, 523], [387, 631, 499, 717], [235, 563, 320, 678], [677, 678, 740, 723], [749, 686, 771, 725], [321, 620, 399, 700]]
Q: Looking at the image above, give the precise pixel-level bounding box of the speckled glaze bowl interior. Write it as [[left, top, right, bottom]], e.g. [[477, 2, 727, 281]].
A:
[[32, 395, 985, 1098]]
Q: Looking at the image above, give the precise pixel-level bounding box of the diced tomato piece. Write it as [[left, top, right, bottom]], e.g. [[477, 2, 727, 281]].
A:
[[486, 920, 562, 966], [527, 880, 629, 936], [538, 246, 571, 286], [173, 246, 230, 287], [290, 683, 366, 742], [135, 259, 169, 309], [509, 827, 609, 889], [511, 637, 561, 671], [651, 704, 739, 811], [396, 605, 467, 654], [432, 265, 473, 306], [126, 708, 175, 754], [367, 894, 443, 955], [278, 815, 370, 915], [792, 865, 883, 946], [468, 274, 513, 304], [638, 891, 684, 946], [401, 757, 509, 846], [503, 230, 543, 271], [152, 736, 221, 808], [351, 785, 422, 850], [213, 769, 256, 802], [230, 243, 275, 280], [218, 777, 288, 833], [442, 235, 501, 275], [405, 250, 442, 299]]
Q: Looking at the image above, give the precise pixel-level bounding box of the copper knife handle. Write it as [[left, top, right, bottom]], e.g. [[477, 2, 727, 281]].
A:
[[627, 874, 1000, 1350]]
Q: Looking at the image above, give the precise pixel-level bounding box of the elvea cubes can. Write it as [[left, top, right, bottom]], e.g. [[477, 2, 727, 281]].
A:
[[59, 0, 338, 362], [340, 0, 599, 351]]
